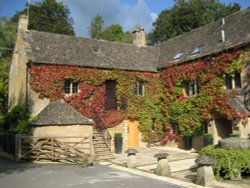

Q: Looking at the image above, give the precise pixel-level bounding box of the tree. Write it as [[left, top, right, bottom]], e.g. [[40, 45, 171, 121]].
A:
[[10, 0, 75, 35], [89, 15, 104, 39], [0, 18, 17, 115], [150, 0, 240, 43], [99, 24, 132, 43], [89, 15, 132, 43]]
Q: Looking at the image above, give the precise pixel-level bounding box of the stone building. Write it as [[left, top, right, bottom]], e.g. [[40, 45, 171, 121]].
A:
[[9, 9, 250, 154]]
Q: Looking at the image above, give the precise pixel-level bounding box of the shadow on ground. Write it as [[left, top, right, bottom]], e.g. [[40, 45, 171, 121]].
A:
[[0, 157, 42, 177]]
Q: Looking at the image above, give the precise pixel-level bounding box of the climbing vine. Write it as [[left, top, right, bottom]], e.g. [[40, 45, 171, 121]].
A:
[[29, 65, 165, 140], [29, 49, 248, 140], [161, 50, 247, 135]]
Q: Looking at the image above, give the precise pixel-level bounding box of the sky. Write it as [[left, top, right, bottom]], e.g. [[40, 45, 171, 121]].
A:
[[0, 0, 250, 37]]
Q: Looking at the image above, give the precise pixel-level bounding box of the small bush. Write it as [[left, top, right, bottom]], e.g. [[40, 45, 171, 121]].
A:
[[229, 133, 240, 137], [114, 133, 122, 138], [3, 105, 31, 134], [203, 133, 213, 139], [81, 155, 89, 168], [201, 145, 250, 179]]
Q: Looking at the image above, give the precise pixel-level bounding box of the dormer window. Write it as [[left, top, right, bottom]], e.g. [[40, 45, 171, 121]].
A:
[[173, 51, 184, 60], [225, 72, 242, 90], [135, 80, 144, 96], [64, 79, 78, 95], [191, 45, 204, 55], [184, 80, 199, 97]]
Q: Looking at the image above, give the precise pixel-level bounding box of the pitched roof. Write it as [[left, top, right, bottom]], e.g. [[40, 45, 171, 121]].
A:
[[24, 30, 159, 72], [158, 8, 250, 68], [228, 96, 250, 116], [31, 100, 94, 125]]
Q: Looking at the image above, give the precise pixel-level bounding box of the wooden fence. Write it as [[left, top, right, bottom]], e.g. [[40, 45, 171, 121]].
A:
[[0, 134, 93, 163]]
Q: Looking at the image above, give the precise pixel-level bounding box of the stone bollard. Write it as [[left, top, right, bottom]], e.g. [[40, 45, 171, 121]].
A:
[[154, 153, 171, 177], [195, 155, 215, 187], [125, 148, 138, 169]]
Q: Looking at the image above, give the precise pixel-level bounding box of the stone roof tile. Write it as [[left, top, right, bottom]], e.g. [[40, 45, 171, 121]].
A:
[[31, 100, 94, 125]]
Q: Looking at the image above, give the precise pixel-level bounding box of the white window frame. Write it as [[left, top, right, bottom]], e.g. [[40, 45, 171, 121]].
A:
[[184, 80, 198, 97], [224, 72, 242, 90], [136, 80, 144, 96], [64, 79, 79, 95]]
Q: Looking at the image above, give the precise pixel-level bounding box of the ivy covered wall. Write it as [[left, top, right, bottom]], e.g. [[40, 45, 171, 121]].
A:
[[29, 65, 165, 141], [28, 48, 249, 140]]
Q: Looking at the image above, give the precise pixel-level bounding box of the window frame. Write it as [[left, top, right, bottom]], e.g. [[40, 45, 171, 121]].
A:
[[64, 79, 79, 95], [224, 72, 242, 90], [184, 80, 199, 97], [135, 80, 144, 96]]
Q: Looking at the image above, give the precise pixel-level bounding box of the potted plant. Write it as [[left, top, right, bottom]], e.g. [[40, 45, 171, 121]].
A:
[[114, 133, 123, 154], [203, 133, 213, 147], [181, 130, 193, 150]]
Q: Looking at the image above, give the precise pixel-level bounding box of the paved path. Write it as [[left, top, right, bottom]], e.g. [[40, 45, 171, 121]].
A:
[[0, 158, 184, 188]]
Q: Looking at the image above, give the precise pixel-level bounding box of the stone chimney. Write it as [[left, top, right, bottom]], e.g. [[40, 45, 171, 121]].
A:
[[132, 28, 146, 48], [18, 14, 29, 32]]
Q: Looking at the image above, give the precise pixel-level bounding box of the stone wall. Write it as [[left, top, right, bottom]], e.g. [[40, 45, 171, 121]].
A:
[[108, 120, 128, 153], [28, 87, 50, 116], [8, 16, 29, 109]]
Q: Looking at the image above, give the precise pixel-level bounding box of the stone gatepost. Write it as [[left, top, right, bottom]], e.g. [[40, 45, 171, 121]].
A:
[[154, 153, 171, 177], [195, 155, 215, 187], [125, 148, 138, 169]]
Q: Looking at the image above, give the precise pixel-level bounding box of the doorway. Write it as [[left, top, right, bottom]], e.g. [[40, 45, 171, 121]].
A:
[[128, 120, 139, 148]]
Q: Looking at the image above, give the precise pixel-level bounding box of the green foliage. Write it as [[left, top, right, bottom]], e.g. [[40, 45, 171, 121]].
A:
[[203, 133, 213, 139], [81, 155, 89, 168], [201, 145, 250, 179], [229, 133, 240, 137], [0, 18, 17, 114], [150, 0, 240, 43], [10, 0, 74, 35], [89, 15, 132, 43], [99, 24, 132, 43], [3, 105, 31, 134], [168, 100, 203, 135], [114, 133, 123, 138]]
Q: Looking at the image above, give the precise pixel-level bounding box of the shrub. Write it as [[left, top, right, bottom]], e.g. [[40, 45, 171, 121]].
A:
[[114, 133, 122, 138], [203, 133, 213, 139], [201, 145, 250, 179], [3, 105, 31, 134], [229, 133, 240, 137], [81, 154, 89, 168]]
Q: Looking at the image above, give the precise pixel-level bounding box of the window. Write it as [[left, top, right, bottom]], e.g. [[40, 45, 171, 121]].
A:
[[135, 80, 144, 96], [64, 79, 78, 94], [105, 80, 117, 110], [173, 51, 184, 60], [184, 80, 199, 97], [224, 72, 242, 90], [191, 45, 204, 55]]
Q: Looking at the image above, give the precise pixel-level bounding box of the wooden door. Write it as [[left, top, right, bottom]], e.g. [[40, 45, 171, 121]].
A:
[[128, 120, 139, 148]]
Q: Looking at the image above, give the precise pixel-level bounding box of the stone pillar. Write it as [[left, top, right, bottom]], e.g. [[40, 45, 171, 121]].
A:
[[125, 148, 138, 169], [154, 153, 171, 177], [195, 155, 215, 187]]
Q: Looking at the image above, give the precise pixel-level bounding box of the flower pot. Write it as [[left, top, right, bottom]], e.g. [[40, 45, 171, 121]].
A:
[[183, 135, 192, 150], [114, 136, 123, 154], [203, 138, 213, 147]]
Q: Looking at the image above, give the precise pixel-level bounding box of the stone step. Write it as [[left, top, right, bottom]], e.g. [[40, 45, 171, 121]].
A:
[[94, 147, 110, 152], [95, 151, 111, 156], [95, 155, 114, 162], [93, 140, 106, 144]]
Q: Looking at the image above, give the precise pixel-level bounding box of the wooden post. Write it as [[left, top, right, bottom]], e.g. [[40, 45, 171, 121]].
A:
[[51, 138, 54, 161], [89, 134, 94, 163]]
